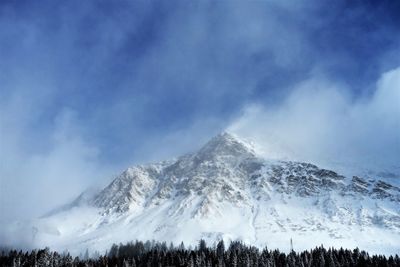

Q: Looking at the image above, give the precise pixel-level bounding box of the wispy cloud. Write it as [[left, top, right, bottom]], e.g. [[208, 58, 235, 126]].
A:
[[229, 68, 400, 174]]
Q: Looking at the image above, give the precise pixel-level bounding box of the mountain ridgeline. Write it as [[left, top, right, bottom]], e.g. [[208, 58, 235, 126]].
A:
[[92, 133, 399, 213]]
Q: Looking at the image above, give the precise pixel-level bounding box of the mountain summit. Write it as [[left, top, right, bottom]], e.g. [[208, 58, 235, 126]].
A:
[[9, 133, 400, 254], [196, 132, 256, 159], [92, 132, 259, 214]]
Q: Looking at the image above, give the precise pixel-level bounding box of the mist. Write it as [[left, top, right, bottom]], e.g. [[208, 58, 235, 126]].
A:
[[229, 68, 400, 175]]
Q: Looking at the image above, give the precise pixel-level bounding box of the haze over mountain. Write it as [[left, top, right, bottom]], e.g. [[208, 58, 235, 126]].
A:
[[2, 133, 399, 255]]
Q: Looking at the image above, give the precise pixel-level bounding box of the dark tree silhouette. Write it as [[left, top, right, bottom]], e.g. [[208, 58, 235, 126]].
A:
[[1, 240, 399, 267]]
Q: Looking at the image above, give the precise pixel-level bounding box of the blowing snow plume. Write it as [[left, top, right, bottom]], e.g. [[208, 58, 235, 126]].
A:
[[229, 68, 400, 178]]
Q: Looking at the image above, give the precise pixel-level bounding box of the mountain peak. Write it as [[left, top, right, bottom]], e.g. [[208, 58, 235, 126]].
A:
[[212, 132, 239, 143], [196, 132, 256, 159]]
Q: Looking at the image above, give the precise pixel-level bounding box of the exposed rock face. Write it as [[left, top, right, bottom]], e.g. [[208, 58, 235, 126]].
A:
[[349, 176, 371, 195], [265, 162, 346, 197], [93, 164, 166, 213], [372, 180, 400, 202]]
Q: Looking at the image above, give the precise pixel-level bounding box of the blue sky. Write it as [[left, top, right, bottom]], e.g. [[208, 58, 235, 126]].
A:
[[0, 0, 399, 221]]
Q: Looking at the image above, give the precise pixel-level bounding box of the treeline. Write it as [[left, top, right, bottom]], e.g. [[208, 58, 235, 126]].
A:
[[1, 240, 399, 267]]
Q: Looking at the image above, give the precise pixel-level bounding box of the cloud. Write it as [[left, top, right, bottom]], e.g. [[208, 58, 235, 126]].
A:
[[1, 0, 400, 226], [229, 67, 400, 175], [0, 105, 116, 223]]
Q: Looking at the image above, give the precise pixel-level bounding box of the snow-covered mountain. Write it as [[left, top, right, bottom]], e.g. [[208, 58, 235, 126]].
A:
[[4, 133, 400, 254]]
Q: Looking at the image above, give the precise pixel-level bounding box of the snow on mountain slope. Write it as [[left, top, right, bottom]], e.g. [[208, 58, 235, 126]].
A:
[[4, 133, 400, 254]]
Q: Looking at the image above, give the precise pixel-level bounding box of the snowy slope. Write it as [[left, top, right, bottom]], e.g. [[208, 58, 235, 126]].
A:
[[4, 133, 400, 254]]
